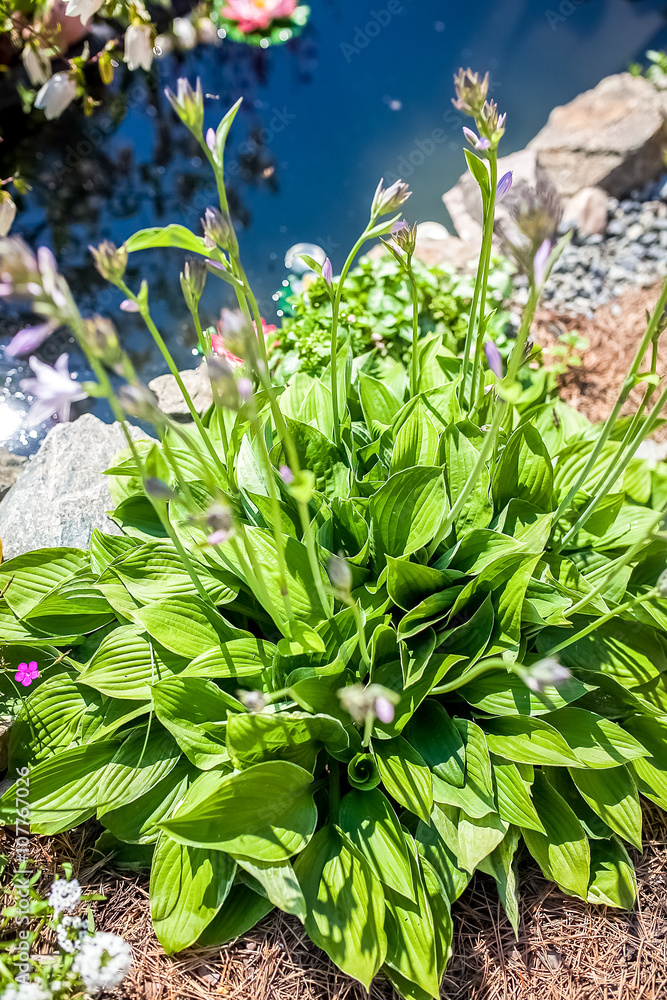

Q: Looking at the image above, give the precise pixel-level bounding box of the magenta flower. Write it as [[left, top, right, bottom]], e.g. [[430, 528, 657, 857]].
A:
[[20, 354, 88, 427], [484, 340, 504, 380], [533, 238, 552, 287], [7, 319, 58, 357], [15, 661, 39, 687], [322, 257, 333, 287], [279, 464, 294, 485], [221, 0, 296, 32], [496, 171, 513, 202]]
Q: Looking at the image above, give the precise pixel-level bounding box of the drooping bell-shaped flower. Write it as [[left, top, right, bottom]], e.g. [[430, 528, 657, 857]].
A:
[[35, 72, 77, 121], [65, 0, 104, 24], [22, 44, 51, 85], [125, 23, 154, 72]]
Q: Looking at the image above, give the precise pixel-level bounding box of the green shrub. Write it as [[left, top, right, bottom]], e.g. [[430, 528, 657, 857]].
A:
[[1, 72, 667, 1000]]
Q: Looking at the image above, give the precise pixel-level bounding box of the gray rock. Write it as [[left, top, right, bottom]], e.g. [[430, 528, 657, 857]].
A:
[[529, 74, 667, 198], [562, 186, 609, 236], [0, 414, 150, 560], [0, 447, 26, 501], [607, 218, 627, 237], [148, 363, 213, 422]]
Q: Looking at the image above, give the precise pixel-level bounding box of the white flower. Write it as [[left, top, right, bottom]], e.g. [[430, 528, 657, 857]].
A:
[[64, 0, 104, 24], [73, 932, 132, 993], [47, 878, 82, 916], [22, 45, 51, 86], [0, 984, 51, 1000], [20, 355, 88, 427], [56, 914, 86, 953], [0, 191, 16, 237], [172, 16, 197, 49], [34, 72, 76, 120], [124, 23, 153, 71]]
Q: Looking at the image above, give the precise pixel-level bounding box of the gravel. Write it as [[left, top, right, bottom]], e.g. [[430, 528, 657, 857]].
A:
[[535, 175, 667, 317]]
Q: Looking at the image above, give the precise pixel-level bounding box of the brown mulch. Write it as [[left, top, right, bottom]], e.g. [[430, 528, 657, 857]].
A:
[[2, 801, 667, 1000], [533, 282, 667, 439]]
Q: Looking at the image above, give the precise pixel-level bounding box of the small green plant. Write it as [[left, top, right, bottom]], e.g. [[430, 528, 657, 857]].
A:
[[0, 861, 131, 997], [1, 71, 667, 999]]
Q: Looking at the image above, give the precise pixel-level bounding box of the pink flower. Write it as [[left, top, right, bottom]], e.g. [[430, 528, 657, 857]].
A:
[[221, 0, 297, 33], [15, 661, 39, 687], [211, 317, 276, 365]]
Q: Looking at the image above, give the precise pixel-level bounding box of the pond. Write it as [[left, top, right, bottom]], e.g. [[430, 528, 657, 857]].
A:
[[1, 0, 667, 452]]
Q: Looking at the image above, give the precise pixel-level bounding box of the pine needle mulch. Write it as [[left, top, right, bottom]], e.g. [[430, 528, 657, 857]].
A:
[[2, 802, 666, 1000]]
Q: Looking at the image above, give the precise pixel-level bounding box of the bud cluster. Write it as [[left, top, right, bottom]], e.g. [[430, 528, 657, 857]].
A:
[[371, 178, 412, 219], [165, 77, 205, 137], [90, 240, 128, 286]]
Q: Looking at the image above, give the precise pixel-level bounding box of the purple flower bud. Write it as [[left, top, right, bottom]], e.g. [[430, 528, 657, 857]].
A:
[[279, 464, 294, 485], [533, 238, 552, 287], [484, 340, 503, 380], [322, 257, 333, 287], [476, 136, 491, 150], [496, 171, 513, 202], [7, 319, 58, 356], [206, 127, 216, 153], [237, 377, 253, 400], [523, 657, 571, 694], [462, 126, 478, 146], [120, 299, 139, 312], [375, 696, 395, 724]]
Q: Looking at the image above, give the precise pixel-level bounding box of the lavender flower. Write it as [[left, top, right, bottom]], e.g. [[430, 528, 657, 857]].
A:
[[371, 178, 412, 218], [165, 77, 204, 135], [533, 238, 552, 288], [90, 241, 128, 285], [338, 683, 400, 726], [523, 658, 571, 693], [484, 340, 504, 380], [202, 207, 233, 250], [20, 355, 87, 427], [496, 171, 513, 202], [206, 127, 216, 152], [237, 690, 267, 713], [462, 126, 490, 151], [72, 931, 132, 993], [322, 257, 333, 287], [279, 465, 294, 485], [452, 67, 489, 117], [7, 319, 58, 356], [205, 503, 235, 545], [375, 697, 395, 724], [48, 878, 82, 915]]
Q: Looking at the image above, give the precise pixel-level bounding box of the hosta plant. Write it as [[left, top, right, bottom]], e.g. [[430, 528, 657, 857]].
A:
[[2, 71, 667, 1000]]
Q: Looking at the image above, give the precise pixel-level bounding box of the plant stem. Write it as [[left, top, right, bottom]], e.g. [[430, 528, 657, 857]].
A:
[[550, 275, 667, 537], [431, 656, 513, 696], [349, 599, 371, 676], [427, 398, 507, 558], [408, 263, 420, 397], [541, 586, 660, 659], [469, 153, 498, 406]]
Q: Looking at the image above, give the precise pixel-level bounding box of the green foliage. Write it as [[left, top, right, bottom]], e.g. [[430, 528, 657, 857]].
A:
[[272, 254, 513, 380], [2, 81, 667, 1000]]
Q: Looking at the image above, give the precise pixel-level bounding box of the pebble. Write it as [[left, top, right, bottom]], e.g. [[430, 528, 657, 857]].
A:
[[541, 172, 667, 316]]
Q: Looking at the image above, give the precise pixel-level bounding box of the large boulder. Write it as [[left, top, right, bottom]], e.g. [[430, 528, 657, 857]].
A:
[[0, 447, 26, 501], [0, 414, 149, 560], [528, 73, 667, 198]]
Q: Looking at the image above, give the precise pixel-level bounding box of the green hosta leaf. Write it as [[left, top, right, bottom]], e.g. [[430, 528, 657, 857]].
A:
[[492, 423, 555, 513], [359, 371, 401, 430], [89, 529, 138, 576], [197, 882, 274, 946], [415, 808, 470, 904], [431, 719, 495, 819], [150, 834, 236, 953], [0, 548, 89, 618], [374, 737, 433, 823], [568, 766, 642, 850], [587, 838, 637, 909], [0, 742, 120, 835], [521, 773, 590, 899], [625, 715, 667, 809], [184, 638, 276, 679], [98, 727, 181, 813], [134, 596, 241, 659], [457, 810, 508, 874], [78, 626, 189, 700], [111, 540, 239, 605], [478, 827, 521, 936], [152, 676, 237, 769], [404, 700, 465, 788], [339, 788, 417, 901], [443, 424, 493, 534], [390, 401, 439, 474], [492, 758, 545, 833], [460, 669, 592, 717], [370, 468, 447, 560], [110, 495, 167, 540], [295, 824, 387, 990], [233, 857, 306, 922], [464, 148, 490, 199], [446, 529, 522, 575], [162, 761, 317, 862], [386, 556, 462, 612], [546, 707, 649, 769], [482, 716, 582, 767], [371, 653, 462, 738], [271, 417, 349, 498], [8, 675, 99, 770], [397, 588, 463, 639], [226, 711, 348, 770], [126, 224, 212, 256], [24, 576, 115, 634], [437, 593, 495, 664], [100, 760, 192, 844], [383, 848, 440, 1000], [543, 767, 614, 840]]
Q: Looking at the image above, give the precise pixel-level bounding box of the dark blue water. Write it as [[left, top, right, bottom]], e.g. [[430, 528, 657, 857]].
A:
[[2, 0, 667, 450]]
